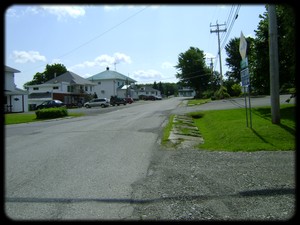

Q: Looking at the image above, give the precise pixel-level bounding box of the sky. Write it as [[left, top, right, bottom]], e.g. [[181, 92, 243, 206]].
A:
[[5, 4, 267, 89]]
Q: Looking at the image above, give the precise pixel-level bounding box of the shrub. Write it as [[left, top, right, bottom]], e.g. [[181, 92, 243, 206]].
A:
[[214, 86, 230, 99], [35, 107, 68, 119], [231, 83, 242, 97]]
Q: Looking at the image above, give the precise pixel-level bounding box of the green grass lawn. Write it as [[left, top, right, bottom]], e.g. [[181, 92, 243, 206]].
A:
[[187, 98, 211, 106], [4, 112, 84, 125], [190, 104, 295, 151]]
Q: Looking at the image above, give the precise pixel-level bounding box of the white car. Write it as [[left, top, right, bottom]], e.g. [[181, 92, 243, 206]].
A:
[[84, 98, 110, 108]]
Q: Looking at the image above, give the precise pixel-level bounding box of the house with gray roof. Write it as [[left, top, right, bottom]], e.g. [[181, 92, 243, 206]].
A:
[[25, 71, 96, 109], [4, 65, 29, 112], [87, 67, 137, 99]]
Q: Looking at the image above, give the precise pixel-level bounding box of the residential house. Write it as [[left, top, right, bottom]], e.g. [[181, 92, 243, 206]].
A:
[[178, 87, 196, 97], [25, 71, 96, 109], [87, 67, 137, 99], [4, 65, 28, 113], [137, 86, 161, 99]]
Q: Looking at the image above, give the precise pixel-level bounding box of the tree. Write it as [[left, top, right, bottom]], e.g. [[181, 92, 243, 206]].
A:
[[175, 47, 211, 97], [251, 5, 295, 94], [24, 63, 67, 87]]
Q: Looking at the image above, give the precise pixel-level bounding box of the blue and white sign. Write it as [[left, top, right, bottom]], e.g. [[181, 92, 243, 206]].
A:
[[241, 68, 250, 87]]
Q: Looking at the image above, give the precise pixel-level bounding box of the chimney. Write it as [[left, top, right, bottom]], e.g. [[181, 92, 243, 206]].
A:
[[106, 67, 109, 71]]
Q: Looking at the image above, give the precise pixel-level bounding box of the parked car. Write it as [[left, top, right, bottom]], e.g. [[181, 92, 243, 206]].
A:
[[84, 98, 110, 108], [155, 95, 162, 100], [110, 96, 127, 106], [145, 95, 156, 101], [125, 97, 134, 104], [35, 100, 66, 110]]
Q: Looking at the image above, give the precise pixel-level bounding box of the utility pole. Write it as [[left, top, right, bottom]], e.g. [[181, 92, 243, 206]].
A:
[[268, 5, 280, 124], [210, 22, 227, 86]]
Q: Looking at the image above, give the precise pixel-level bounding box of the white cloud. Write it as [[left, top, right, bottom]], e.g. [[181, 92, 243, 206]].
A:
[[132, 69, 162, 81], [204, 52, 215, 59], [114, 52, 132, 64], [13, 50, 46, 63], [41, 5, 86, 19], [70, 53, 132, 70]]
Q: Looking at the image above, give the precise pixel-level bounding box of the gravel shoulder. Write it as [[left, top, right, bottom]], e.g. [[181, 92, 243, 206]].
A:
[[130, 147, 296, 221]]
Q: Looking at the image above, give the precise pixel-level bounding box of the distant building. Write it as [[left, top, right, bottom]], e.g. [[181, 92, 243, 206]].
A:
[[87, 67, 137, 99], [4, 65, 28, 113], [25, 71, 96, 109], [178, 87, 196, 97], [137, 86, 161, 99]]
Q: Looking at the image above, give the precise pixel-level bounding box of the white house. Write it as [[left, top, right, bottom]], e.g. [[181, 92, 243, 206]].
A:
[[25, 71, 96, 109], [4, 66, 28, 113], [87, 67, 137, 99], [137, 86, 161, 99], [178, 87, 196, 97]]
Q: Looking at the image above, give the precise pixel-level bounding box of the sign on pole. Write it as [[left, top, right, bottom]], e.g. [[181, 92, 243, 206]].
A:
[[240, 68, 250, 87], [239, 31, 247, 60]]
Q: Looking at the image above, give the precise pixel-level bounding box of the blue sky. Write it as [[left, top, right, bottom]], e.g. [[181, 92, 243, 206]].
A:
[[5, 4, 266, 89]]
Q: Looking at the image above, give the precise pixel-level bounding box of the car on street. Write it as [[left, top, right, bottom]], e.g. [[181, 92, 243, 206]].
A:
[[125, 97, 134, 104], [35, 100, 66, 110], [84, 98, 110, 108], [110, 96, 127, 106]]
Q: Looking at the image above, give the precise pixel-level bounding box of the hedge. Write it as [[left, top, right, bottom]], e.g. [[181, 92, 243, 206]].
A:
[[35, 107, 68, 119]]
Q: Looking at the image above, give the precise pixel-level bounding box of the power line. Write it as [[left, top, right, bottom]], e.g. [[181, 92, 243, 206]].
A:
[[22, 6, 149, 73]]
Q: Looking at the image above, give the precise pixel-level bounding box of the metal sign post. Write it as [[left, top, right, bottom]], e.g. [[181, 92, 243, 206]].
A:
[[239, 32, 252, 128]]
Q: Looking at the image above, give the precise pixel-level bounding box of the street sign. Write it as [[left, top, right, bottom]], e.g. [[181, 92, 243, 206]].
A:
[[240, 57, 248, 70], [239, 31, 247, 60], [240, 68, 250, 87]]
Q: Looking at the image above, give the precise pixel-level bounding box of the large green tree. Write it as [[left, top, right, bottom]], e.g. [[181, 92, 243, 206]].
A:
[[175, 47, 211, 96], [24, 63, 67, 87], [251, 5, 295, 94]]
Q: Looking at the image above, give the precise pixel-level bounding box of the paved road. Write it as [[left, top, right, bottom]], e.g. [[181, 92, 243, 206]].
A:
[[4, 96, 296, 221]]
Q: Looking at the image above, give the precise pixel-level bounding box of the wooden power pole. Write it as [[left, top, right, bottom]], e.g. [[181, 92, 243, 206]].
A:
[[268, 5, 280, 124], [210, 22, 227, 86]]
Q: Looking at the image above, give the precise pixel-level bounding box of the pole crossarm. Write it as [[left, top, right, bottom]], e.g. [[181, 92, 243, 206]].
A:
[[210, 23, 227, 86]]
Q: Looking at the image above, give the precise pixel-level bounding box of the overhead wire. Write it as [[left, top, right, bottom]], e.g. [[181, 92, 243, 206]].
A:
[[22, 6, 149, 73]]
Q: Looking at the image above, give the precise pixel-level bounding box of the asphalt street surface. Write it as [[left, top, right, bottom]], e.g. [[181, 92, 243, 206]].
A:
[[4, 95, 296, 221]]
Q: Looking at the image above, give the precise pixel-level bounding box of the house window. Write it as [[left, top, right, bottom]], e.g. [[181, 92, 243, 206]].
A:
[[67, 86, 74, 92], [53, 86, 59, 90], [90, 86, 92, 92], [98, 82, 101, 85], [33, 87, 39, 90], [85, 86, 88, 91]]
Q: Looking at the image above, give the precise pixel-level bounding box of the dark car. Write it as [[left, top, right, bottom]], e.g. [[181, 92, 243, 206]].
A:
[[110, 96, 127, 106], [125, 97, 134, 104], [36, 100, 66, 110]]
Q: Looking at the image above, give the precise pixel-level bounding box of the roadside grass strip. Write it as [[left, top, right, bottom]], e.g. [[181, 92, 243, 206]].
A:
[[5, 112, 84, 125], [191, 105, 295, 151], [187, 98, 211, 106]]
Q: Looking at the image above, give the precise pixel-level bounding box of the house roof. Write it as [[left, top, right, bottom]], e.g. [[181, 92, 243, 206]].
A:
[[87, 67, 136, 83], [45, 71, 95, 85], [5, 65, 20, 73], [140, 86, 160, 92], [5, 88, 28, 95]]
